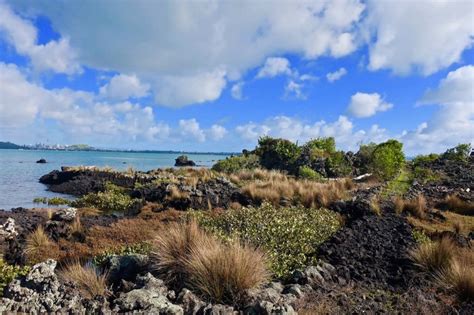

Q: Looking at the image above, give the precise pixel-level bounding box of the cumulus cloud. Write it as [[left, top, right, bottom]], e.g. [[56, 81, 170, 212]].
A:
[[284, 80, 306, 100], [326, 67, 347, 82], [11, 0, 365, 106], [400, 65, 474, 154], [235, 115, 389, 151], [99, 74, 150, 101], [0, 2, 81, 74], [364, 0, 474, 75], [231, 81, 244, 100], [256, 57, 292, 79], [154, 70, 227, 107], [347, 92, 393, 118], [208, 124, 227, 141], [179, 119, 206, 142]]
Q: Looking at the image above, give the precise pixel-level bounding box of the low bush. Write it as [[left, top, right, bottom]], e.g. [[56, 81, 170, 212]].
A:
[[59, 262, 108, 299], [442, 144, 471, 162], [212, 154, 260, 173], [298, 166, 322, 180], [92, 243, 152, 267], [412, 153, 439, 166], [190, 203, 341, 278], [150, 221, 268, 304], [412, 166, 441, 184], [0, 259, 30, 296], [71, 183, 139, 212], [255, 136, 301, 172]]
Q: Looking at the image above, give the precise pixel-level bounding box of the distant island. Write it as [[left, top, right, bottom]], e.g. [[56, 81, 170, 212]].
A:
[[0, 141, 237, 155]]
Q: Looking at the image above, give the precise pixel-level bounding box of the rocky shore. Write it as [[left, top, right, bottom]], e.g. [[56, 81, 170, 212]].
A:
[[1, 140, 473, 313]]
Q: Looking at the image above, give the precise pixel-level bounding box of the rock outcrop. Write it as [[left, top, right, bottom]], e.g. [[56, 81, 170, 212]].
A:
[[175, 155, 196, 167]]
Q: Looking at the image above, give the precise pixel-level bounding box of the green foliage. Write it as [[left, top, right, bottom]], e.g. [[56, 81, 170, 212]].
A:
[[211, 154, 260, 173], [71, 182, 137, 212], [370, 140, 405, 180], [92, 242, 152, 266], [303, 137, 336, 156], [412, 230, 431, 244], [326, 151, 352, 177], [381, 168, 413, 198], [189, 203, 341, 278], [442, 144, 471, 162], [298, 166, 323, 180], [0, 259, 30, 296], [412, 153, 439, 166], [412, 166, 442, 184], [355, 143, 377, 173], [33, 197, 70, 205], [256, 137, 301, 172]]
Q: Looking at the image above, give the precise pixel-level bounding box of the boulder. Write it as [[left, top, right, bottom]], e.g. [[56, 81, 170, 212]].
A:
[[36, 158, 47, 164], [105, 254, 149, 286], [0, 218, 18, 240], [51, 207, 77, 222], [175, 155, 196, 167]]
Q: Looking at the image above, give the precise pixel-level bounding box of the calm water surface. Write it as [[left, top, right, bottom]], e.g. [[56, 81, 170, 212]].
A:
[[0, 149, 229, 210]]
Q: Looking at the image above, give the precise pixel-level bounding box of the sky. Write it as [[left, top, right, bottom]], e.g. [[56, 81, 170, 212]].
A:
[[0, 0, 473, 155]]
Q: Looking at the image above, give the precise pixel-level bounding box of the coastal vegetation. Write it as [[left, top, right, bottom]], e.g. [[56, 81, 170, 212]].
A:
[[0, 139, 472, 312]]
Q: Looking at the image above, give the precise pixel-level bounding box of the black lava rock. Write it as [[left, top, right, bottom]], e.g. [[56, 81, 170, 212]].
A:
[[36, 158, 47, 163], [174, 155, 196, 167]]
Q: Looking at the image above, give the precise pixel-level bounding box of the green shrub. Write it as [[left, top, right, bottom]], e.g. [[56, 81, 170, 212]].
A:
[[33, 197, 48, 204], [442, 144, 471, 162], [189, 203, 341, 278], [370, 140, 405, 180], [298, 166, 323, 180], [355, 143, 377, 173], [211, 154, 260, 173], [413, 166, 442, 184], [255, 137, 301, 172], [71, 183, 138, 212], [412, 153, 439, 166], [412, 230, 431, 244], [0, 259, 30, 296], [326, 151, 352, 177], [47, 197, 71, 206], [303, 137, 336, 156]]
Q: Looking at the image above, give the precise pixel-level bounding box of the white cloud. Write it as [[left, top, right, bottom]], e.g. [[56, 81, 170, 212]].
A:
[[365, 0, 474, 75], [208, 124, 227, 140], [0, 2, 81, 74], [11, 0, 365, 106], [154, 69, 227, 107], [326, 67, 347, 82], [347, 92, 393, 118], [401, 65, 474, 154], [236, 115, 389, 151], [231, 81, 244, 100], [256, 57, 292, 79], [179, 119, 206, 142], [99, 74, 150, 101], [284, 80, 305, 100]]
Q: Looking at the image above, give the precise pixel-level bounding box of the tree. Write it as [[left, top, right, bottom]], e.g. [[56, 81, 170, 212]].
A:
[[371, 140, 405, 180]]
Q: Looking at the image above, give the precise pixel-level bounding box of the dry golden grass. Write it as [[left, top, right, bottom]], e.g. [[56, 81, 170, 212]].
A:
[[186, 241, 269, 304], [166, 185, 190, 201], [370, 195, 382, 216], [77, 207, 101, 217], [408, 211, 474, 237], [410, 237, 456, 273], [241, 177, 352, 207], [150, 221, 269, 304], [24, 226, 60, 264], [229, 169, 289, 184], [70, 216, 83, 235], [59, 262, 108, 299], [437, 254, 474, 301], [393, 195, 427, 218], [441, 195, 474, 216]]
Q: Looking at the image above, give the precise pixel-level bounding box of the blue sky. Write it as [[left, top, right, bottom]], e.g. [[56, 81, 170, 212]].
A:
[[0, 0, 473, 155]]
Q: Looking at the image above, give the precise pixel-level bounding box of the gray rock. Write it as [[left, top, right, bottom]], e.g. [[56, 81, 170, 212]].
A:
[[113, 288, 183, 314], [202, 303, 236, 315], [52, 207, 77, 222], [105, 254, 149, 285], [177, 288, 206, 315], [0, 217, 18, 240]]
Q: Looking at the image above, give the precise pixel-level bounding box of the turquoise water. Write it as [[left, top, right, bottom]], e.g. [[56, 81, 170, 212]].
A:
[[0, 149, 229, 210]]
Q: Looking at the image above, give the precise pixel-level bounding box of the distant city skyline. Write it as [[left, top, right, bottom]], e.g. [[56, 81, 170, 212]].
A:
[[0, 1, 473, 155]]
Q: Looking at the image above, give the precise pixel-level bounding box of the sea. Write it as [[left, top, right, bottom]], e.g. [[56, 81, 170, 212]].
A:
[[0, 149, 231, 210]]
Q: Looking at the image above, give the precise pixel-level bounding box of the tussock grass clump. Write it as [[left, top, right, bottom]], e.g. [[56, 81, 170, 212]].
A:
[[59, 262, 108, 299], [150, 221, 268, 304], [241, 177, 352, 208], [229, 168, 288, 184], [437, 257, 474, 301], [393, 195, 427, 218], [24, 226, 60, 264], [185, 240, 269, 304], [410, 237, 455, 272], [190, 203, 341, 277], [166, 185, 190, 201], [442, 195, 474, 216]]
